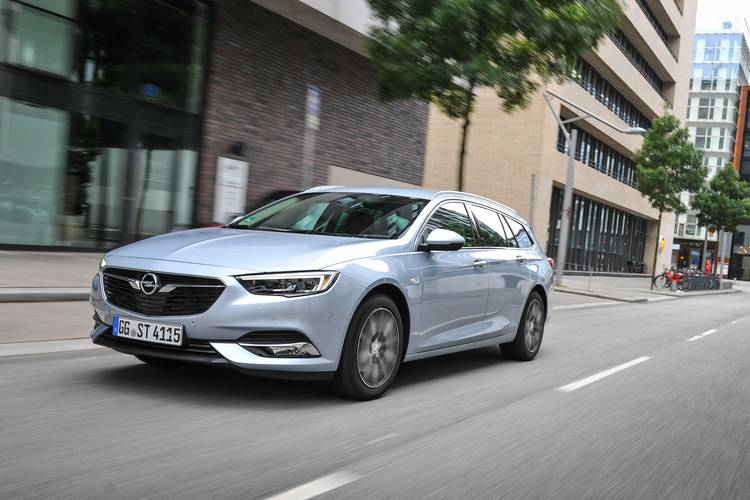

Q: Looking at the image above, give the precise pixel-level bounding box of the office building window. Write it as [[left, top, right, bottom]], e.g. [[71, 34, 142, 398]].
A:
[[556, 125, 638, 188], [547, 186, 648, 272], [609, 29, 665, 96], [572, 59, 651, 129]]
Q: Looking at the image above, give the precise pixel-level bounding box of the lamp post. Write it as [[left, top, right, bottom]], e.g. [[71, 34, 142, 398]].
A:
[[543, 90, 647, 287]]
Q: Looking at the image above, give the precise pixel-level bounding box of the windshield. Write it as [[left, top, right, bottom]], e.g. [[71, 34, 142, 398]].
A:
[[228, 192, 428, 239]]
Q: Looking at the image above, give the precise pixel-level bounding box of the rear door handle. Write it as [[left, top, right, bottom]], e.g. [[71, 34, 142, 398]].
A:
[[515, 255, 526, 264], [473, 259, 488, 269]]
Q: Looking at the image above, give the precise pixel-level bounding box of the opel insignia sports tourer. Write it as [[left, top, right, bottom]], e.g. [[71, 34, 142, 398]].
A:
[[90, 186, 553, 399]]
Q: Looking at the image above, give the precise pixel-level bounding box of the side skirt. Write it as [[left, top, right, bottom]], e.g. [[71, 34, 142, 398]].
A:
[[403, 333, 514, 363]]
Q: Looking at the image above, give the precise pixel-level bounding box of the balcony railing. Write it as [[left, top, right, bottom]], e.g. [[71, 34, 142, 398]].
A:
[[608, 30, 672, 107], [634, 0, 679, 61]]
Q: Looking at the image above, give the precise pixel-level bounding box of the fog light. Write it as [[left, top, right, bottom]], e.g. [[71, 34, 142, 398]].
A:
[[239, 342, 320, 358]]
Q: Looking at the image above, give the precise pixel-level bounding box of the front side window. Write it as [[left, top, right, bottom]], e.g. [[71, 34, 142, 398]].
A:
[[504, 216, 534, 248], [229, 192, 427, 239], [470, 205, 509, 247], [422, 202, 477, 247]]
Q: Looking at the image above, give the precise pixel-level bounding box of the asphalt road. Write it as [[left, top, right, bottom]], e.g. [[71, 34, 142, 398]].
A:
[[1, 292, 749, 499]]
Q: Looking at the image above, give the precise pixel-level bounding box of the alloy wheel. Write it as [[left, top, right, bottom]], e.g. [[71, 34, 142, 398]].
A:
[[524, 299, 544, 353], [356, 307, 400, 389]]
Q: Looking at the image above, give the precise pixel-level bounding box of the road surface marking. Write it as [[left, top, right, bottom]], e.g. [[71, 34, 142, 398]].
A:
[[0, 339, 104, 357], [557, 357, 651, 393], [687, 329, 719, 342], [265, 471, 360, 500], [366, 433, 398, 446]]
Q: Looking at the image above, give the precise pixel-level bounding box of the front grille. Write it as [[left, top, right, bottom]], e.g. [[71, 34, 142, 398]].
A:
[[103, 267, 225, 316]]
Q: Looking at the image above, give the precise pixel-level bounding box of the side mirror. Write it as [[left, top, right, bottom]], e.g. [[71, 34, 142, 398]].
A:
[[419, 229, 465, 252]]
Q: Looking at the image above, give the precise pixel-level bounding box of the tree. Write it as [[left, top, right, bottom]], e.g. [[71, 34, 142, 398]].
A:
[[366, 0, 622, 190], [634, 114, 706, 289], [693, 164, 750, 273]]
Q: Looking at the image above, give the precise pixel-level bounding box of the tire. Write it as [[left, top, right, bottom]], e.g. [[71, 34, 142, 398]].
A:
[[678, 276, 691, 292], [334, 294, 404, 400], [501, 291, 546, 361], [653, 274, 667, 289], [135, 354, 183, 366]]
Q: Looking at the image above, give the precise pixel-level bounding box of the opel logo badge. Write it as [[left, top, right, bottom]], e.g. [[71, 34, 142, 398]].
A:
[[139, 273, 159, 295]]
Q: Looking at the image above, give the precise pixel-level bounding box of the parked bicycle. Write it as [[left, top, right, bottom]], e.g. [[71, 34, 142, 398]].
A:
[[653, 267, 691, 291]]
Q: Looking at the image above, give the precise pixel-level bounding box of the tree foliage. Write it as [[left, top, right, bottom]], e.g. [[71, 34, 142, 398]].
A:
[[693, 164, 750, 233], [366, 0, 623, 119], [634, 114, 706, 215]]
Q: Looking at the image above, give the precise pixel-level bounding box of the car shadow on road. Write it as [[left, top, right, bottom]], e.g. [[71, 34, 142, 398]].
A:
[[89, 346, 509, 406]]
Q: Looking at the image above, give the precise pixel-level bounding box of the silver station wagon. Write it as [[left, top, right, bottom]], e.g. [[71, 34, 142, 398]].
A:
[[90, 186, 553, 399]]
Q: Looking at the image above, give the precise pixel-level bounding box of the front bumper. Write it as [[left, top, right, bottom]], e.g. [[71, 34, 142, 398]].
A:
[[90, 257, 362, 375]]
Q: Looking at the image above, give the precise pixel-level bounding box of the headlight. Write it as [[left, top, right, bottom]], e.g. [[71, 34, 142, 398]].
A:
[[236, 271, 339, 297], [99, 256, 107, 270]]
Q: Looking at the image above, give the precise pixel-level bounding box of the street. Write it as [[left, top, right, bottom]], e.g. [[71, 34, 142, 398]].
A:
[[2, 292, 748, 499]]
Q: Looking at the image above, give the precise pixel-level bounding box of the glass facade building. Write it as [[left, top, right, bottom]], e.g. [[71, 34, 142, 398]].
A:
[[675, 28, 750, 270], [0, 0, 209, 247]]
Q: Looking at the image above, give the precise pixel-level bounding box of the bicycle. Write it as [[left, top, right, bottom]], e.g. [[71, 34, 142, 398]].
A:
[[653, 267, 691, 291]]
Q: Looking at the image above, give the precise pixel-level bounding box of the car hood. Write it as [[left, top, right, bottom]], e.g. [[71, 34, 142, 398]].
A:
[[108, 228, 403, 272]]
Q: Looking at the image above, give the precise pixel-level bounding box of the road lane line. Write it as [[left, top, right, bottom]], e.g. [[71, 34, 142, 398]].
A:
[[265, 471, 360, 500], [556, 357, 651, 393], [366, 433, 398, 446], [686, 336, 703, 342], [700, 328, 718, 337]]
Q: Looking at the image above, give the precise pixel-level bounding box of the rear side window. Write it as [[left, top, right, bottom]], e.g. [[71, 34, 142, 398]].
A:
[[423, 202, 478, 247], [469, 205, 510, 247], [504, 216, 534, 248]]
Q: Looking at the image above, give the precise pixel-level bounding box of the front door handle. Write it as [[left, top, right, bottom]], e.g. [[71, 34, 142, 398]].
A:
[[473, 259, 488, 269], [515, 255, 526, 264]]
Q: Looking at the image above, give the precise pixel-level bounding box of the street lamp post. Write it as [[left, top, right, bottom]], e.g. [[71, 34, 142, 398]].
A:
[[543, 90, 647, 287]]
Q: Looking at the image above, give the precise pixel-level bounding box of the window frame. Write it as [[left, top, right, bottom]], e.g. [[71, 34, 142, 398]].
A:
[[415, 200, 482, 250], [502, 214, 535, 249]]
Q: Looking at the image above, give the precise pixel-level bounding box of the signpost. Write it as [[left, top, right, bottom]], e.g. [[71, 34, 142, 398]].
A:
[[301, 85, 321, 190], [213, 157, 249, 224]]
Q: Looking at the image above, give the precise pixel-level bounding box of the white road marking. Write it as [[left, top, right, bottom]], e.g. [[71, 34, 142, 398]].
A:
[[366, 433, 398, 446], [687, 329, 719, 342], [0, 339, 104, 357], [557, 356, 651, 393], [265, 471, 360, 500], [731, 319, 739, 324]]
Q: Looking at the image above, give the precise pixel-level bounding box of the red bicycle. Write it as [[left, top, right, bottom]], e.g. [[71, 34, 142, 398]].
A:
[[653, 267, 691, 291]]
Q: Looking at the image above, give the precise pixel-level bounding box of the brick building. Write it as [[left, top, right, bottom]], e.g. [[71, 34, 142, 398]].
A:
[[0, 0, 428, 249]]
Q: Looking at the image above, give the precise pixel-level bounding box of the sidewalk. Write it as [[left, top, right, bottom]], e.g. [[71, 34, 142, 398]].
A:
[[557, 274, 744, 303], [0, 251, 100, 302]]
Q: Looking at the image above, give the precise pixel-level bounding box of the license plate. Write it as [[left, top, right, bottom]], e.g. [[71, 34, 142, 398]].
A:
[[112, 316, 183, 346]]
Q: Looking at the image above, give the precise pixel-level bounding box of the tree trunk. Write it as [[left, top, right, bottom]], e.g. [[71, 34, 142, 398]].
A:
[[650, 210, 663, 290], [456, 85, 475, 192], [456, 112, 472, 192]]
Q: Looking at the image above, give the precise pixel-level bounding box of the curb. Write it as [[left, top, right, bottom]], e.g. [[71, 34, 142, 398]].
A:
[[555, 287, 648, 303], [0, 290, 90, 303], [648, 288, 741, 298]]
